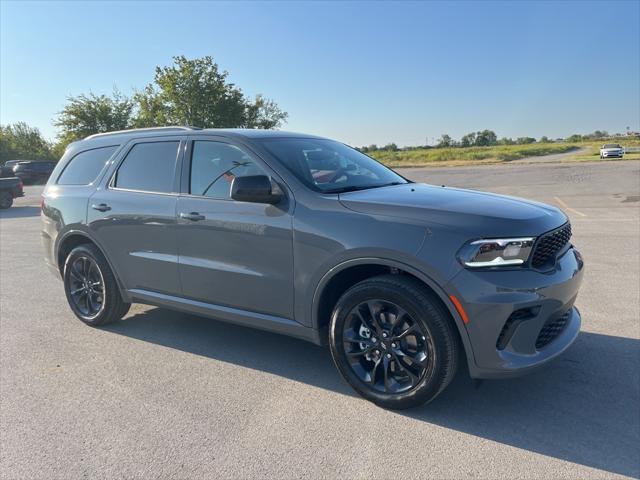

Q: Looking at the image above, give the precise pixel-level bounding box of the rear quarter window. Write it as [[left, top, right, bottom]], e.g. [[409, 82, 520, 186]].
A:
[[57, 146, 118, 185]]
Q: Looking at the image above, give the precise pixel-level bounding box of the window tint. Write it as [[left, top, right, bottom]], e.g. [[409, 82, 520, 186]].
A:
[[190, 141, 267, 199], [114, 141, 179, 193], [58, 147, 117, 185]]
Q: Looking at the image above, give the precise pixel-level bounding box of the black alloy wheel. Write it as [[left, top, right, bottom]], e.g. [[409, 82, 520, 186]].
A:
[[329, 274, 459, 409], [63, 244, 130, 326], [67, 255, 105, 319], [342, 299, 434, 394]]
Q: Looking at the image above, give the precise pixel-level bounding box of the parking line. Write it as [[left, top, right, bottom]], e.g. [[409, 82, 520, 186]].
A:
[[554, 196, 587, 217]]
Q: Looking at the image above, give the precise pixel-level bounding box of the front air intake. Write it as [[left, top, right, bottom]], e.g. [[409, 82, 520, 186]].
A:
[[496, 307, 538, 350], [535, 311, 571, 349]]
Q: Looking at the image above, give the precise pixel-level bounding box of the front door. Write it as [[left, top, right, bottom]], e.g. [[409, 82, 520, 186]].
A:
[[176, 138, 294, 319]]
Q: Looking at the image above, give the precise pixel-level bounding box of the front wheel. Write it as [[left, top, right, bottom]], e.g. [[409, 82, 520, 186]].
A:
[[63, 244, 130, 326], [329, 274, 459, 409]]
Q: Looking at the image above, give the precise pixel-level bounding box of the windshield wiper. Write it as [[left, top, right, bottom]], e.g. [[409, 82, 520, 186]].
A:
[[324, 182, 405, 194]]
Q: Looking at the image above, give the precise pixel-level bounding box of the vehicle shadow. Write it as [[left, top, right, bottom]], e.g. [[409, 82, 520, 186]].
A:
[[105, 307, 639, 478], [0, 206, 41, 219]]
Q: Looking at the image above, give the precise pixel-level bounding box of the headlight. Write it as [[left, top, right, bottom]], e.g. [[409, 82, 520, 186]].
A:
[[458, 237, 535, 268]]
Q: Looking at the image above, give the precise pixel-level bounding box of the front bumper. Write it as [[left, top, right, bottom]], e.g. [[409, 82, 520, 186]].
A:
[[447, 246, 584, 379], [601, 151, 624, 157]]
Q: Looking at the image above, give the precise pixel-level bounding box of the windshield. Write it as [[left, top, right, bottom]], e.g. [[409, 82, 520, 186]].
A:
[[259, 138, 408, 193], [603, 144, 622, 149]]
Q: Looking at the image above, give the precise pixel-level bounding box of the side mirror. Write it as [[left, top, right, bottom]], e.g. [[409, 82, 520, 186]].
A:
[[231, 175, 282, 204]]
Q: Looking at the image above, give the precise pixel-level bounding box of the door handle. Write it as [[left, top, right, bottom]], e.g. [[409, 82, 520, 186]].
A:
[[91, 203, 111, 212], [180, 212, 206, 221]]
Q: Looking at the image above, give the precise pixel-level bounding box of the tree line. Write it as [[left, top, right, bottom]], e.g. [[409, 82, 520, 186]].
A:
[[359, 129, 620, 153], [1, 56, 287, 163]]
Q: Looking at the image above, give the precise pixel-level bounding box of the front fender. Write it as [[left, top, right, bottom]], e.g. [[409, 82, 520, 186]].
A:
[[309, 256, 476, 373]]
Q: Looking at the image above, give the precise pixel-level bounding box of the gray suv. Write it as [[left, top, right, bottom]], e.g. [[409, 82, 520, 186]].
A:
[[42, 127, 584, 409]]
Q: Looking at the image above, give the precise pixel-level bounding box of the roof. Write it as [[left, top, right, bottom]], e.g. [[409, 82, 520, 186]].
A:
[[79, 127, 325, 146], [207, 128, 324, 139]]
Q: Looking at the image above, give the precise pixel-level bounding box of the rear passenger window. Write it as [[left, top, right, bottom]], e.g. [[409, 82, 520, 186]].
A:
[[114, 141, 179, 193], [57, 146, 117, 185], [190, 141, 267, 199]]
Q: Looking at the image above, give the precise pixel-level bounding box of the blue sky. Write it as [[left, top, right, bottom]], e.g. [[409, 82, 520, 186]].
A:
[[1, 0, 638, 146]]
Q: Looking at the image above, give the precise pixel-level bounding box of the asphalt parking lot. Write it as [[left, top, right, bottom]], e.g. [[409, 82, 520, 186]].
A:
[[1, 160, 639, 479]]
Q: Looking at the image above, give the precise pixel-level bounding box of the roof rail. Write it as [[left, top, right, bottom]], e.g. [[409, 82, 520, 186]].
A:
[[85, 126, 202, 140]]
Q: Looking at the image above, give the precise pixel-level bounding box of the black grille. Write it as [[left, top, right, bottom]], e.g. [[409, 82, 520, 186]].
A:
[[531, 223, 572, 268], [535, 311, 570, 349]]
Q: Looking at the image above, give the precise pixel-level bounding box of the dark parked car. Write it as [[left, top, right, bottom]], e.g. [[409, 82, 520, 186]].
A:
[[0, 176, 24, 208], [13, 161, 56, 184], [3, 160, 26, 170], [42, 127, 584, 409], [1, 165, 17, 178]]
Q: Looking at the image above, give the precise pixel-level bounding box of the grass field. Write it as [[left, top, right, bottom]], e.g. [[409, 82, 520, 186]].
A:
[[368, 138, 640, 168]]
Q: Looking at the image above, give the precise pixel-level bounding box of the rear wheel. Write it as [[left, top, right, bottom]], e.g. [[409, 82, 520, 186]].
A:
[[63, 244, 130, 326], [0, 192, 13, 209], [329, 274, 459, 409]]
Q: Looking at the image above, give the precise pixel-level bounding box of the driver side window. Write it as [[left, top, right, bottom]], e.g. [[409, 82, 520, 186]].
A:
[[190, 141, 267, 199]]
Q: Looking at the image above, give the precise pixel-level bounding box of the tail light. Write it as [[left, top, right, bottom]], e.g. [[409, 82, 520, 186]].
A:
[[40, 195, 45, 211]]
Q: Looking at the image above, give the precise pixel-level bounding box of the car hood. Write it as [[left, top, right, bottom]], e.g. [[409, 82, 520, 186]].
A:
[[338, 183, 567, 237]]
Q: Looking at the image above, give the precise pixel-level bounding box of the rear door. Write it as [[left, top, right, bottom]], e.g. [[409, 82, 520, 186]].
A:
[[88, 137, 184, 296], [175, 136, 295, 319]]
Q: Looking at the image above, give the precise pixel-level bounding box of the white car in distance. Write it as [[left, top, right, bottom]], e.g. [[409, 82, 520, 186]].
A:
[[600, 143, 624, 159]]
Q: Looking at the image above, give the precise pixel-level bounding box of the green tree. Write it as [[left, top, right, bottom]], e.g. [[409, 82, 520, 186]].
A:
[[460, 132, 476, 147], [0, 122, 54, 163], [474, 129, 497, 146], [244, 94, 288, 130], [516, 137, 536, 144], [539, 136, 550, 143], [54, 89, 133, 146], [437, 134, 453, 147], [383, 142, 399, 151], [590, 130, 609, 139], [566, 134, 583, 143], [133, 56, 287, 129]]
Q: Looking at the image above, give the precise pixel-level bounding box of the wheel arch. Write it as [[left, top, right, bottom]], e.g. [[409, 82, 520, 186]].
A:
[[311, 257, 475, 369], [55, 230, 129, 300]]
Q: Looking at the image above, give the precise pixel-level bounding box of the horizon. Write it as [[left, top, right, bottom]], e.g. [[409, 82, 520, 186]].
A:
[[1, 0, 639, 146]]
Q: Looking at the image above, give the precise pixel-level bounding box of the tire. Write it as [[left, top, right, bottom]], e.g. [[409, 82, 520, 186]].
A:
[[0, 192, 13, 209], [329, 274, 459, 410], [63, 244, 130, 326]]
